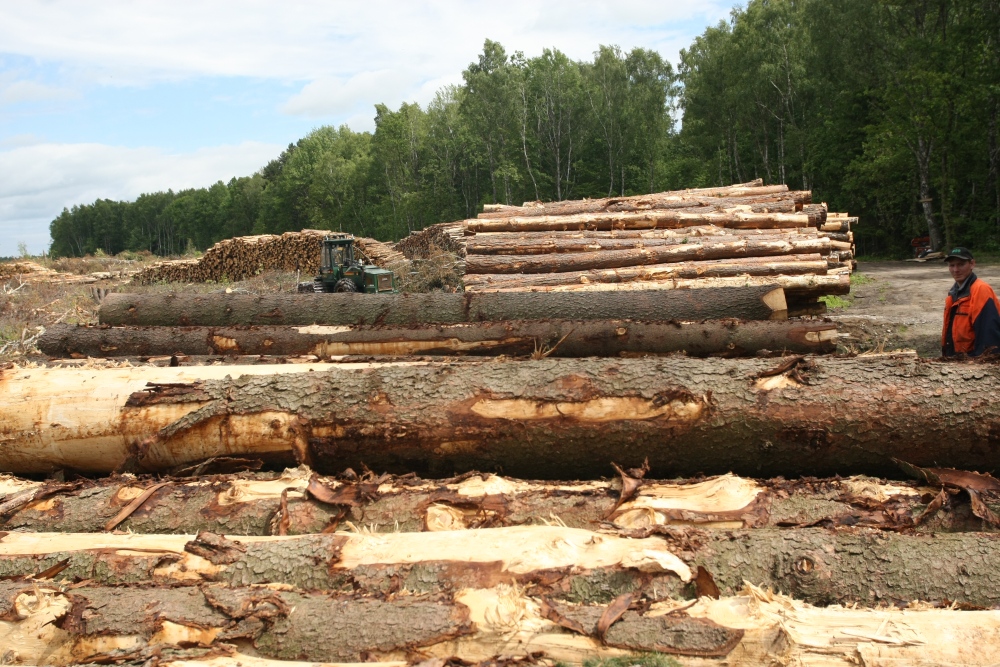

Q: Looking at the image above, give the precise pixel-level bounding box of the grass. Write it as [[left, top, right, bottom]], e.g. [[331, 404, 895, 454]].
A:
[[819, 294, 852, 309], [850, 272, 875, 285], [580, 655, 682, 667]]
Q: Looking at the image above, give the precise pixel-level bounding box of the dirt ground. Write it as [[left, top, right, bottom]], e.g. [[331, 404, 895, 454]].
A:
[[828, 260, 1000, 357]]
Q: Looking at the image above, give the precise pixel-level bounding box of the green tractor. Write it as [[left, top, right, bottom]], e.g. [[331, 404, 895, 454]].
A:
[[298, 235, 397, 294]]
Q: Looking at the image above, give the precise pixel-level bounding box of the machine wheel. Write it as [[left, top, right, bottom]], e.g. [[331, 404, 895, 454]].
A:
[[334, 279, 358, 293]]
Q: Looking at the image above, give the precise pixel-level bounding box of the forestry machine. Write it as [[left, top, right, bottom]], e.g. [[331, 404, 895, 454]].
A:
[[297, 234, 397, 294]]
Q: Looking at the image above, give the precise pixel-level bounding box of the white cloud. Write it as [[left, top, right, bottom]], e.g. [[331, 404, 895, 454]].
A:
[[282, 69, 416, 117], [0, 141, 281, 256], [0, 80, 79, 106]]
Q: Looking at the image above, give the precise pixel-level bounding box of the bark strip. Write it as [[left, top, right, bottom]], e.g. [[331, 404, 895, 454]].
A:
[[99, 287, 786, 327], [39, 319, 837, 359]]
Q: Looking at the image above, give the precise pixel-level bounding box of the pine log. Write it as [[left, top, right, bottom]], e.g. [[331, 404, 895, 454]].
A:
[[0, 355, 997, 478], [98, 287, 788, 327], [462, 255, 832, 290], [465, 227, 821, 255], [9, 525, 1000, 606], [465, 273, 850, 299], [467, 210, 812, 233], [6, 579, 1000, 666], [38, 319, 836, 359], [0, 471, 990, 536], [464, 238, 831, 274]]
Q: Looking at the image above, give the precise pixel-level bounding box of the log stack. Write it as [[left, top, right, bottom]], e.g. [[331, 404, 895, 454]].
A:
[[397, 180, 857, 316], [130, 231, 408, 285]]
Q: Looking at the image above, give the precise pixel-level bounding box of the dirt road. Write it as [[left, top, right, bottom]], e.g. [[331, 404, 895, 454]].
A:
[[829, 261, 1000, 357]]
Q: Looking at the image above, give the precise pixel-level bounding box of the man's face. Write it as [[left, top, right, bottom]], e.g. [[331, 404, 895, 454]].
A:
[[948, 258, 975, 283]]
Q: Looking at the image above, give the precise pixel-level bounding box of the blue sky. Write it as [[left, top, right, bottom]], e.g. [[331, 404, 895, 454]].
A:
[[0, 1, 732, 256]]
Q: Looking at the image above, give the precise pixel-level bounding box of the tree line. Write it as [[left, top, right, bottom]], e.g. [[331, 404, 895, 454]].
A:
[[50, 0, 1000, 259]]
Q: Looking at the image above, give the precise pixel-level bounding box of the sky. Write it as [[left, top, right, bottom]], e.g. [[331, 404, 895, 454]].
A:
[[0, 1, 733, 257]]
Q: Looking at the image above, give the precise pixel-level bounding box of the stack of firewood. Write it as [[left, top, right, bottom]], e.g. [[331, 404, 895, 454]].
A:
[[398, 180, 856, 315], [0, 351, 999, 664], [130, 231, 406, 285]]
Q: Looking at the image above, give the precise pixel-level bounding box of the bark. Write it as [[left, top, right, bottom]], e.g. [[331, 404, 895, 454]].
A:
[[1, 471, 991, 536], [39, 318, 836, 360], [463, 238, 831, 274], [5, 579, 1000, 667], [9, 525, 1000, 607], [463, 255, 831, 289], [0, 526, 691, 602], [99, 288, 786, 328], [465, 227, 821, 255], [1, 355, 999, 478], [467, 210, 812, 233], [465, 273, 849, 299]]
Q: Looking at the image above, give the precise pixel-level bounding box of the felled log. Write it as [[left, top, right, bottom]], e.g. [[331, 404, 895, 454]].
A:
[[0, 355, 998, 477], [464, 238, 832, 274], [1, 470, 991, 536], [38, 319, 836, 359], [9, 525, 1000, 606], [462, 255, 832, 290], [4, 579, 998, 666], [466, 273, 850, 299], [98, 287, 789, 327], [466, 210, 813, 233]]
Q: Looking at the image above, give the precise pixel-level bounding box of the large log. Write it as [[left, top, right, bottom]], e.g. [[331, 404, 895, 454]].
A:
[[8, 525, 1000, 606], [0, 355, 997, 478], [462, 255, 832, 289], [0, 470, 990, 536], [463, 238, 831, 274], [466, 272, 851, 298], [38, 319, 837, 359], [466, 210, 812, 233], [98, 287, 788, 327]]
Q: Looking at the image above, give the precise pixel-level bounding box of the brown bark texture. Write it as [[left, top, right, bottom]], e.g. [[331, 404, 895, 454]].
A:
[[98, 287, 786, 327], [0, 470, 992, 537], [38, 319, 836, 359], [463, 238, 831, 274], [1, 355, 1000, 478]]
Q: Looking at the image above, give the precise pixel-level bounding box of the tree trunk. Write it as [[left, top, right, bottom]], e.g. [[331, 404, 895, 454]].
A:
[[915, 135, 944, 251], [0, 471, 990, 536], [6, 526, 1000, 607], [462, 255, 833, 290], [465, 227, 821, 255], [99, 288, 787, 327], [39, 319, 835, 360], [466, 210, 812, 233], [0, 355, 998, 478], [464, 238, 831, 274], [5, 579, 999, 666], [465, 273, 848, 299]]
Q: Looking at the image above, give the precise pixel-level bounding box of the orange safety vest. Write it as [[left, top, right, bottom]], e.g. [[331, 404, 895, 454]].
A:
[[942, 275, 1000, 355]]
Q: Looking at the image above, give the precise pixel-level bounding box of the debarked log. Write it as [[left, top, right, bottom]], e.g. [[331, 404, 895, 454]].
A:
[[38, 319, 837, 359], [466, 210, 813, 233], [0, 469, 992, 536], [9, 525, 1000, 606], [463, 238, 831, 274], [0, 355, 998, 478], [98, 287, 787, 327]]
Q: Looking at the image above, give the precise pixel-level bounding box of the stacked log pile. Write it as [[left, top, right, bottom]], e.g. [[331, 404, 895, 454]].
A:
[[397, 180, 856, 315], [0, 260, 101, 285], [130, 231, 406, 285]]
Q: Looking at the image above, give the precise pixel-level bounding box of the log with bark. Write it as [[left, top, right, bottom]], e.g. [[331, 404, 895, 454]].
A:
[[465, 273, 850, 299], [462, 255, 835, 290], [0, 469, 992, 536], [38, 319, 836, 359], [463, 238, 832, 274], [13, 577, 993, 666], [466, 210, 813, 233], [6, 524, 1000, 606], [98, 287, 789, 327], [0, 355, 998, 478]]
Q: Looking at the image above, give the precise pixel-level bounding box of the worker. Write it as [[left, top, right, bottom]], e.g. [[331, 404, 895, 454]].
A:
[[942, 247, 1000, 356]]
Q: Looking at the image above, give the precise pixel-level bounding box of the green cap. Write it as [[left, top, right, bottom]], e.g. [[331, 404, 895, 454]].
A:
[[944, 247, 974, 261]]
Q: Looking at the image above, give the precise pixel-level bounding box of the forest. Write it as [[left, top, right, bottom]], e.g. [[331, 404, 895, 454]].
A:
[[48, 0, 1000, 259]]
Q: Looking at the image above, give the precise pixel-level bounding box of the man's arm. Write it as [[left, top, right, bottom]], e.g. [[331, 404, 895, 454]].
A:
[[972, 291, 1000, 356]]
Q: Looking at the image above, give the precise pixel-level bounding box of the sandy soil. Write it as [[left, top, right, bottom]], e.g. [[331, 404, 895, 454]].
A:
[[827, 261, 1000, 357]]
